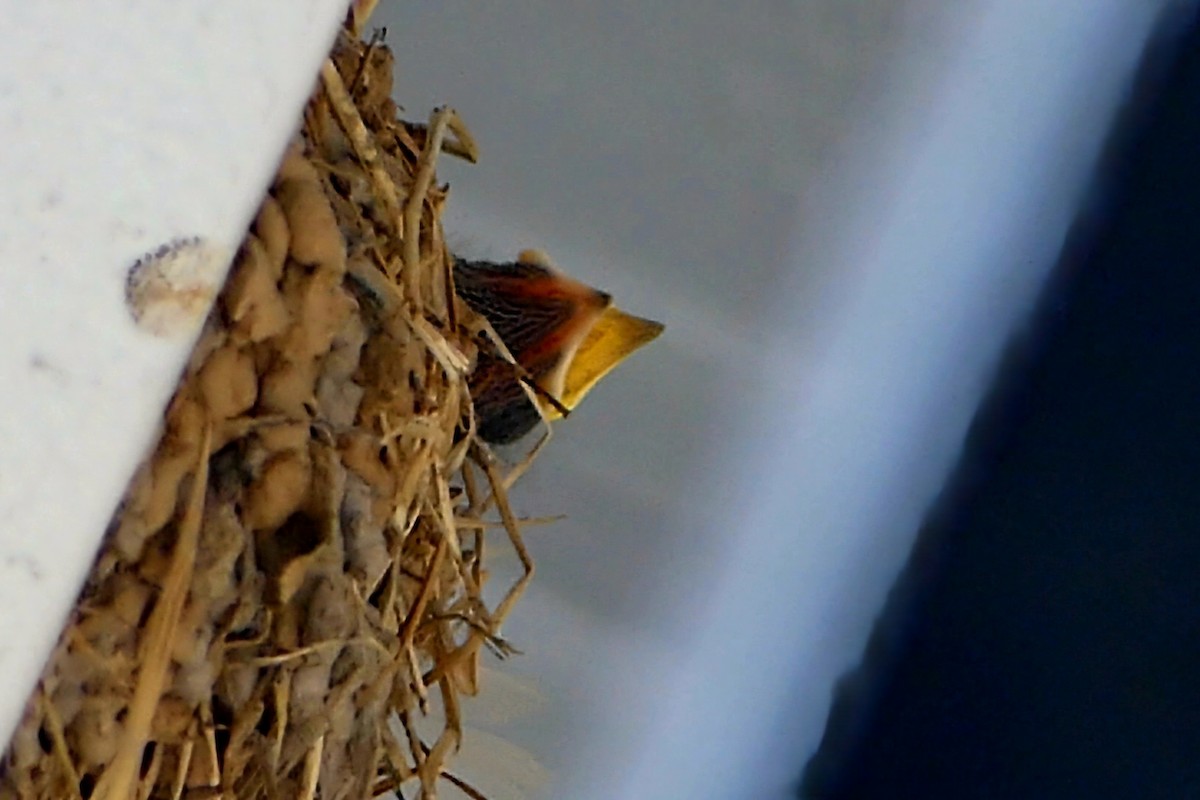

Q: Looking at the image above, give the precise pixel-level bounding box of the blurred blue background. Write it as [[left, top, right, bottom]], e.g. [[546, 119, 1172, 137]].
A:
[[806, 8, 1200, 798]]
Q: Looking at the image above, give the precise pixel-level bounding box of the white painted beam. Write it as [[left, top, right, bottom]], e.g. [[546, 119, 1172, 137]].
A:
[[0, 0, 348, 744]]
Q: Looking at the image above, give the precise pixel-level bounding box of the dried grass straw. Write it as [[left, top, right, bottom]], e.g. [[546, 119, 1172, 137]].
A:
[[1, 19, 535, 800]]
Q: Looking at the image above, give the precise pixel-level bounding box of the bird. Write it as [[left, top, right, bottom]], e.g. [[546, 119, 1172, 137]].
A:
[[453, 249, 663, 444]]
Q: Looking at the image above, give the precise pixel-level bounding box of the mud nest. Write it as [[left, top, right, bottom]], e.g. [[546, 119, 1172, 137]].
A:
[[1, 16, 537, 800]]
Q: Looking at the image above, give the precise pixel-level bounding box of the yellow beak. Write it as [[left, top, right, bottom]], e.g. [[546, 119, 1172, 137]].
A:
[[545, 305, 665, 419]]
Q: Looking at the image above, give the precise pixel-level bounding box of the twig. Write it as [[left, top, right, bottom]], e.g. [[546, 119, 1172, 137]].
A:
[[92, 424, 212, 800], [319, 59, 405, 239], [474, 445, 535, 627], [298, 735, 324, 800], [37, 690, 82, 800]]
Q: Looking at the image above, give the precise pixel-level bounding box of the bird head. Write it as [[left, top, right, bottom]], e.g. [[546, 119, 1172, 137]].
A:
[[454, 249, 663, 443]]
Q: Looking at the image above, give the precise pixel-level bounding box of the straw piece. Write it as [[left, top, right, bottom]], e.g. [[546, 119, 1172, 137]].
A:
[[319, 59, 404, 242], [92, 423, 211, 800]]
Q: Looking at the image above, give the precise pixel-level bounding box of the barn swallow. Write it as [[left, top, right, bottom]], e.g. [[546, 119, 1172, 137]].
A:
[[454, 250, 663, 444]]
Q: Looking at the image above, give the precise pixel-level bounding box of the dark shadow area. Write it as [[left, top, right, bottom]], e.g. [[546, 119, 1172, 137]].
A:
[[802, 7, 1200, 799]]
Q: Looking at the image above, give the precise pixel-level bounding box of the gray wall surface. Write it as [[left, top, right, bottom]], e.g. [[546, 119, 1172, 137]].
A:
[[379, 3, 1183, 797]]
